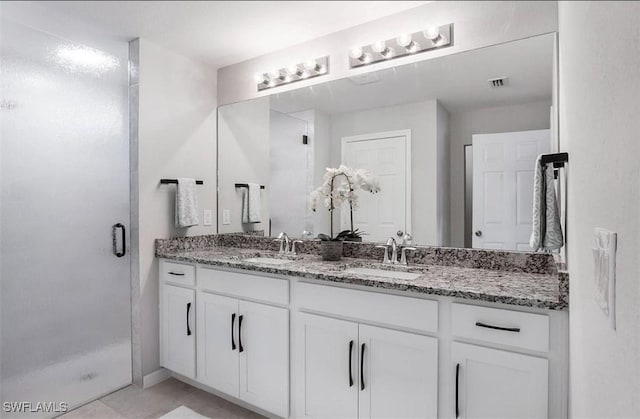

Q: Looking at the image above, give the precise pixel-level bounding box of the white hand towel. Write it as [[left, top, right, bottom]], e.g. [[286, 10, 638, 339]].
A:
[[175, 178, 198, 228], [242, 183, 262, 224], [530, 155, 564, 251]]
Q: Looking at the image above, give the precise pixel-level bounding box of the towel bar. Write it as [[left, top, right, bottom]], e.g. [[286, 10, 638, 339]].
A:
[[235, 183, 265, 189], [160, 179, 204, 185]]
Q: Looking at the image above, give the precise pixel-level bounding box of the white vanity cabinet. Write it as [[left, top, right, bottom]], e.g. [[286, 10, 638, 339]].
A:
[[295, 283, 440, 419], [159, 260, 290, 418], [452, 342, 548, 419], [160, 283, 195, 379], [295, 313, 438, 419], [158, 260, 568, 419]]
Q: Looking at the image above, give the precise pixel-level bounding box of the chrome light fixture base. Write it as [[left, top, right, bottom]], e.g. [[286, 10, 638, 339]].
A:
[[348, 23, 453, 68], [256, 56, 329, 91]]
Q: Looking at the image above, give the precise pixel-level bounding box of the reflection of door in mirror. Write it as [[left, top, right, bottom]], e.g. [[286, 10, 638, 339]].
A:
[[341, 131, 410, 243], [472, 129, 550, 251], [269, 111, 309, 237]]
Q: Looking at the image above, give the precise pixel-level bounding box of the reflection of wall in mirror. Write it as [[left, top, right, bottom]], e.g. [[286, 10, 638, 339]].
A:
[[217, 97, 270, 234]]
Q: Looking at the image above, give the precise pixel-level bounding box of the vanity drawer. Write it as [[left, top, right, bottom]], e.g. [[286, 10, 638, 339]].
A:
[[198, 267, 289, 305], [161, 260, 195, 287], [452, 303, 549, 352], [297, 282, 438, 333]]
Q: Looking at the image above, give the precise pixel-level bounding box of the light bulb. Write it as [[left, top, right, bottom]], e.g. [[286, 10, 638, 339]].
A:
[[317, 64, 328, 74], [396, 34, 413, 47], [381, 48, 394, 59], [424, 27, 441, 42], [303, 59, 318, 71], [300, 70, 310, 79], [253, 73, 265, 84], [286, 64, 299, 75], [407, 41, 420, 53], [362, 53, 372, 64], [283, 75, 293, 83], [268, 69, 281, 79], [372, 40, 387, 53], [267, 79, 277, 87], [349, 47, 364, 60]]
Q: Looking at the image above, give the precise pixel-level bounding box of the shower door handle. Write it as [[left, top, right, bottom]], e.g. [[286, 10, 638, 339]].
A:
[[112, 223, 126, 257]]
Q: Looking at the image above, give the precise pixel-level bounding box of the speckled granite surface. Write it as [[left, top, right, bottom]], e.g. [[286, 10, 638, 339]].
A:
[[156, 235, 568, 310], [157, 234, 557, 274]]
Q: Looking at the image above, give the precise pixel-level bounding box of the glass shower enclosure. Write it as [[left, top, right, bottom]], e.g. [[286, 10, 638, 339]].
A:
[[1, 19, 132, 417]]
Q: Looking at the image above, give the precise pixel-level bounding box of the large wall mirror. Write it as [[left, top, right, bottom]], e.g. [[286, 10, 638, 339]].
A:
[[217, 33, 556, 251]]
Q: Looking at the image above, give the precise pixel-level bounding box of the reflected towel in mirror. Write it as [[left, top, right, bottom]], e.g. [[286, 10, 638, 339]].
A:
[[242, 182, 262, 224]]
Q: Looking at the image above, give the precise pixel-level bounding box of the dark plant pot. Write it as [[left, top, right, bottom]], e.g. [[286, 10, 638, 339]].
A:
[[344, 237, 363, 242], [321, 240, 343, 261]]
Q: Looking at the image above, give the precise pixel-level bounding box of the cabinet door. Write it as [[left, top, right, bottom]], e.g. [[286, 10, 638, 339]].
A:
[[295, 312, 359, 419], [358, 325, 438, 419], [197, 292, 240, 396], [160, 284, 195, 378], [452, 342, 548, 419], [238, 301, 289, 418]]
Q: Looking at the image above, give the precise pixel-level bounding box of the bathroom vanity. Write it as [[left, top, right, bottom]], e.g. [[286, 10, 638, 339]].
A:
[[156, 236, 568, 419]]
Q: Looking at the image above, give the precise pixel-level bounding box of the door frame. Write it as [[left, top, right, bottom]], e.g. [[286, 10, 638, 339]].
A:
[[340, 129, 412, 238]]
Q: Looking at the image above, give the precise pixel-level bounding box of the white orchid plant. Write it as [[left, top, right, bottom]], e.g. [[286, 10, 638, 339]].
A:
[[310, 165, 381, 240]]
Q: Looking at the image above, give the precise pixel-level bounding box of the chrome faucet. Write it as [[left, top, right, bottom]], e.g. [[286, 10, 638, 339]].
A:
[[375, 237, 398, 264], [274, 232, 291, 254]]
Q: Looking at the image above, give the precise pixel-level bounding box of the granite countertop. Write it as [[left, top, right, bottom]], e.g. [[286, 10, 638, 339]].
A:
[[157, 246, 567, 310]]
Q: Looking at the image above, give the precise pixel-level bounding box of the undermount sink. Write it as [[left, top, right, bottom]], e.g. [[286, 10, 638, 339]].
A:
[[344, 267, 422, 281], [243, 257, 295, 265]]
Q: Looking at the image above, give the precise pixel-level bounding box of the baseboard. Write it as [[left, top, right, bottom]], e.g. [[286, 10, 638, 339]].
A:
[[142, 368, 171, 389]]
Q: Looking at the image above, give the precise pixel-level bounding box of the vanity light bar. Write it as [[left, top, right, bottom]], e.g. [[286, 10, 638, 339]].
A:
[[255, 56, 330, 91], [348, 23, 453, 68]]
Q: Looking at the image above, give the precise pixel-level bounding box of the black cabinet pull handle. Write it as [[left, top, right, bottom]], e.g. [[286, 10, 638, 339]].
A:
[[238, 315, 244, 353], [231, 313, 236, 350], [348, 340, 354, 387], [168, 272, 185, 276], [360, 343, 366, 391], [455, 363, 460, 418], [186, 303, 192, 336], [112, 223, 126, 257], [475, 321, 521, 333]]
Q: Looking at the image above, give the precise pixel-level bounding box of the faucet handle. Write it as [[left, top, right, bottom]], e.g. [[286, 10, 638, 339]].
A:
[[400, 247, 417, 265], [375, 245, 391, 264], [291, 240, 303, 255], [273, 238, 285, 253]]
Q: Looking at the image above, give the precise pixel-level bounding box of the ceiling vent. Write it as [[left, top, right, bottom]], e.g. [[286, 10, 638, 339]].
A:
[[348, 72, 380, 86], [488, 77, 508, 88]]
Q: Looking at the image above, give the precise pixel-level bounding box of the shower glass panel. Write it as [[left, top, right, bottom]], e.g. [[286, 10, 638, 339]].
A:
[[0, 19, 131, 416]]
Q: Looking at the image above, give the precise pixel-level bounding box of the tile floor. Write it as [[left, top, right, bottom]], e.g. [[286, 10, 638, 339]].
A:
[[59, 378, 264, 419]]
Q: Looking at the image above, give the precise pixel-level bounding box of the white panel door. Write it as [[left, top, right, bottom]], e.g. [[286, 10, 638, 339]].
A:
[[452, 342, 548, 419], [472, 129, 550, 251], [359, 325, 438, 419], [196, 292, 239, 395], [342, 132, 409, 242], [238, 300, 289, 418], [161, 285, 196, 379], [295, 313, 359, 419]]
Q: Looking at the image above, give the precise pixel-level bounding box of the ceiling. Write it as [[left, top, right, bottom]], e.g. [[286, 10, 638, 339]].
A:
[[1, 1, 429, 68], [269, 34, 554, 115]]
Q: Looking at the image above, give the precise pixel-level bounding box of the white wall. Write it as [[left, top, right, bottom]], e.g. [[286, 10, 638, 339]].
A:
[[217, 1, 557, 106], [137, 39, 217, 377], [558, 2, 640, 417], [329, 100, 444, 245], [449, 101, 552, 247], [217, 97, 270, 234]]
